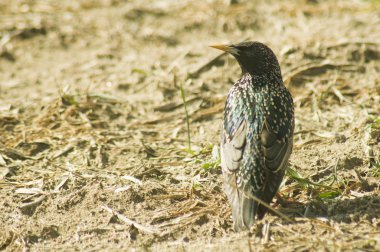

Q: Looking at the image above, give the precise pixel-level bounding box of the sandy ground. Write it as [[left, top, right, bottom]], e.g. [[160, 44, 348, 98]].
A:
[[1, 0, 380, 251]]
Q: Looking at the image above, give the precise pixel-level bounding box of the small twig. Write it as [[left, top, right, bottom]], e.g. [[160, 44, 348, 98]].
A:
[[50, 144, 74, 159], [310, 163, 335, 180], [190, 101, 224, 123], [120, 175, 142, 185], [249, 194, 293, 223], [20, 195, 47, 210], [315, 158, 340, 186], [306, 218, 336, 232], [284, 62, 358, 86], [114, 186, 132, 193], [188, 52, 226, 78], [101, 205, 160, 235], [138, 114, 179, 125], [331, 87, 349, 104], [52, 176, 69, 192], [55, 164, 86, 179], [294, 139, 323, 148], [262, 222, 271, 244]]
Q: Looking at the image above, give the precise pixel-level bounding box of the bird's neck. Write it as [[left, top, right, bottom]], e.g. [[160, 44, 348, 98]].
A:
[[242, 70, 283, 89]]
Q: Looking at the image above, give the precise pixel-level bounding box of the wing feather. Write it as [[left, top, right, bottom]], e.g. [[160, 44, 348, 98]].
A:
[[221, 121, 246, 171], [256, 88, 294, 218], [221, 79, 294, 230]]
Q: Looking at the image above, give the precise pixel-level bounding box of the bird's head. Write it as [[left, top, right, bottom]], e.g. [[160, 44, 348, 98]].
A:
[[210, 41, 281, 76]]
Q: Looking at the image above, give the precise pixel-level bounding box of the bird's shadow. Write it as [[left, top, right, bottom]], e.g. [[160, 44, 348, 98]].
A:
[[277, 194, 380, 223]]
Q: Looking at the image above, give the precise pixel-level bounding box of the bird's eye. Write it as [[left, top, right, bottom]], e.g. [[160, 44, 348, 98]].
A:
[[238, 45, 249, 51]]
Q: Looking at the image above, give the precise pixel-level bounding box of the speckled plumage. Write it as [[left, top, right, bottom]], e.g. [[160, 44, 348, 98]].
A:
[[213, 41, 294, 231]]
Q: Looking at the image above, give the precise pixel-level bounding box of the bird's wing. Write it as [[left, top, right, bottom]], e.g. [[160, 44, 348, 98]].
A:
[[262, 120, 292, 173], [221, 85, 294, 228], [221, 84, 263, 230], [257, 88, 294, 218], [262, 87, 294, 173], [221, 120, 246, 172], [220, 84, 247, 173], [222, 117, 260, 230]]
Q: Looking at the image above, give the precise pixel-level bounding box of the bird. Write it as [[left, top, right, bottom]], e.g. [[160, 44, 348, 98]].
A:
[[210, 41, 294, 231]]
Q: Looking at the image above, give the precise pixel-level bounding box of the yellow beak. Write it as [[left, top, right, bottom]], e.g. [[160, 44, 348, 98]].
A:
[[210, 44, 241, 56], [210, 45, 239, 55], [209, 44, 231, 52]]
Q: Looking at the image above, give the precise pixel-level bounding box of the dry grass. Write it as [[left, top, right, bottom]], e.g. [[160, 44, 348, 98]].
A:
[[1, 0, 380, 251]]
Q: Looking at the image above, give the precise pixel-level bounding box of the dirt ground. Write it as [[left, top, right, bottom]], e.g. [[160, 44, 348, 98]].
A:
[[1, 0, 380, 251]]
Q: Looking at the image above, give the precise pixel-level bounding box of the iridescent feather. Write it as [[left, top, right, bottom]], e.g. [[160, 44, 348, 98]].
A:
[[214, 41, 294, 231]]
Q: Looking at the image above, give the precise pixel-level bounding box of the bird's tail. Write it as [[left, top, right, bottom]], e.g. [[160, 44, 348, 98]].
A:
[[224, 182, 258, 231]]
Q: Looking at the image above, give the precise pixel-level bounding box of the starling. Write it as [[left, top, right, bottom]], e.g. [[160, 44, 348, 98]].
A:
[[210, 41, 294, 231]]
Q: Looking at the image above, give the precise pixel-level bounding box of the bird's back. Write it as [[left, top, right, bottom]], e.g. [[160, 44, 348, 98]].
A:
[[221, 73, 294, 231]]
